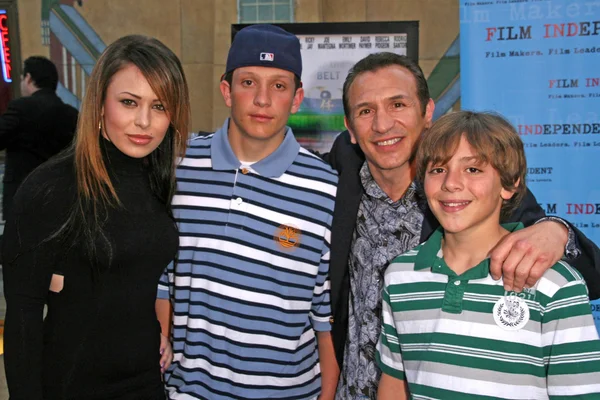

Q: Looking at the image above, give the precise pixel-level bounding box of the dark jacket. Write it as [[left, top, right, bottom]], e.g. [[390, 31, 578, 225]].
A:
[[325, 130, 600, 367], [0, 88, 78, 218]]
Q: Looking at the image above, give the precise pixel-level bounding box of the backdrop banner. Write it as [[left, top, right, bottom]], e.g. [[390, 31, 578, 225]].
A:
[[460, 0, 600, 333], [233, 22, 419, 153]]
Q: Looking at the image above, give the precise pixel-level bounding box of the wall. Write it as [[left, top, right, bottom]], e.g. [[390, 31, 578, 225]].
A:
[[15, 0, 459, 133], [295, 0, 459, 78]]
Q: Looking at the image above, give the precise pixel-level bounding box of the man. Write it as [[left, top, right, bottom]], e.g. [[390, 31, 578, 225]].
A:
[[157, 25, 339, 399], [324, 52, 600, 399], [0, 56, 78, 219]]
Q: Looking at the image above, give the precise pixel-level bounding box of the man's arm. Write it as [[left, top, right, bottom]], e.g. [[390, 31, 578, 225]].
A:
[[311, 226, 339, 399], [317, 331, 339, 400], [490, 188, 600, 298], [563, 224, 600, 299], [0, 100, 24, 150], [378, 373, 409, 400], [311, 266, 339, 400]]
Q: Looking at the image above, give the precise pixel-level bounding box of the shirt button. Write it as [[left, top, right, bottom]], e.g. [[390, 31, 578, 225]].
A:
[[241, 168, 249, 174], [235, 197, 243, 205], [453, 280, 461, 286]]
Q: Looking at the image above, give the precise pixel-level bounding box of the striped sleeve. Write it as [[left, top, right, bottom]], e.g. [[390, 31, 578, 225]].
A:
[[309, 224, 333, 332], [157, 261, 174, 300], [376, 284, 406, 380], [543, 278, 600, 398]]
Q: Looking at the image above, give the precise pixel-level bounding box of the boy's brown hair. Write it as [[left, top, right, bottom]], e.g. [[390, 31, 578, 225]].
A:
[[414, 111, 527, 220]]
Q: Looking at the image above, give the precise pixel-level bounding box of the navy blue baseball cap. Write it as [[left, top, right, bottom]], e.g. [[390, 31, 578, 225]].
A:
[[224, 24, 302, 79]]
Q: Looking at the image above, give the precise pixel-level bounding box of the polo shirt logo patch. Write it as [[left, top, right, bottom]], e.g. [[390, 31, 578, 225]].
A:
[[275, 224, 301, 250], [493, 295, 530, 331]]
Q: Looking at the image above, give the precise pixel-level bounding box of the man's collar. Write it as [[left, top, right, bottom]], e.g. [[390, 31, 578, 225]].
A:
[[31, 88, 55, 97], [415, 222, 524, 275], [210, 118, 300, 178], [359, 162, 378, 196], [359, 161, 420, 205]]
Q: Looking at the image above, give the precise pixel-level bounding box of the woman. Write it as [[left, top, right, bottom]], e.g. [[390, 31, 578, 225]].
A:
[[2, 35, 190, 399]]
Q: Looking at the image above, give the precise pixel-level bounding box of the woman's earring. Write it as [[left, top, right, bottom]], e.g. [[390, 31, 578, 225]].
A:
[[100, 119, 111, 142]]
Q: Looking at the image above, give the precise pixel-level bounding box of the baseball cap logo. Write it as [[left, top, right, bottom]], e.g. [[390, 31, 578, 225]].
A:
[[260, 52, 275, 61]]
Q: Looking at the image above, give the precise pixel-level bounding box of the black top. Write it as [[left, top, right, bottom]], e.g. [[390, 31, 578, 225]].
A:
[[2, 139, 178, 400], [0, 88, 78, 217]]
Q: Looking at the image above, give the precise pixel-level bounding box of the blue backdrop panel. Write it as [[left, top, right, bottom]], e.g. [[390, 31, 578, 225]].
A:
[[460, 0, 600, 333]]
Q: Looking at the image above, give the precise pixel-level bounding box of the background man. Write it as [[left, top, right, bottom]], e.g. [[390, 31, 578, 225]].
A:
[[324, 52, 600, 399], [0, 56, 78, 219]]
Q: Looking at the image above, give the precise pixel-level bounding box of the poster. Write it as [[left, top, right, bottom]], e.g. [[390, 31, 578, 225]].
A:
[[460, 0, 600, 333], [233, 22, 419, 153]]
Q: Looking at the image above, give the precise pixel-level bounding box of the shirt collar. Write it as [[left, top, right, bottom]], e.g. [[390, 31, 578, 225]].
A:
[[415, 222, 524, 277], [359, 161, 420, 205], [32, 88, 56, 97], [210, 118, 300, 178]]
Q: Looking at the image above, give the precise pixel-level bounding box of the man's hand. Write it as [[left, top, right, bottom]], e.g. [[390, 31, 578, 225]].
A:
[[159, 333, 173, 374], [489, 221, 568, 292]]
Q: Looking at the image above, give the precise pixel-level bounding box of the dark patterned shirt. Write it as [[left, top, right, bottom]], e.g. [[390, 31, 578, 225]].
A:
[[336, 163, 423, 400]]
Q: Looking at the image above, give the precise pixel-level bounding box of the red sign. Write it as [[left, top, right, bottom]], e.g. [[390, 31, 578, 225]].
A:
[[0, 13, 12, 83]]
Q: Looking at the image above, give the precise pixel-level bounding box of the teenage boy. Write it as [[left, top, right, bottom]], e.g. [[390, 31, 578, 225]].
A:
[[376, 111, 600, 399], [157, 25, 339, 399]]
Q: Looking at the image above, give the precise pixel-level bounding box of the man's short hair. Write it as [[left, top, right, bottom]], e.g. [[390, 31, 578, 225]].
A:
[[414, 111, 527, 220], [342, 52, 430, 119], [23, 56, 59, 91]]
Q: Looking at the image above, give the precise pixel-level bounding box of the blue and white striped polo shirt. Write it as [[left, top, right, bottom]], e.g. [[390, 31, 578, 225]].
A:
[[158, 119, 338, 400]]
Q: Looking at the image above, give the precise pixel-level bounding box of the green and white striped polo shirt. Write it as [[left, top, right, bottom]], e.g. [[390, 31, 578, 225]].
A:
[[376, 223, 600, 399]]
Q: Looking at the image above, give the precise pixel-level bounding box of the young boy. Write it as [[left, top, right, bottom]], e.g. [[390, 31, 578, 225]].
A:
[[376, 111, 600, 399]]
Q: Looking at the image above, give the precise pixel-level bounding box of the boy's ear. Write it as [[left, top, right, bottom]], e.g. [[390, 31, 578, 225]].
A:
[[500, 178, 520, 200], [290, 87, 304, 114], [220, 79, 232, 108]]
